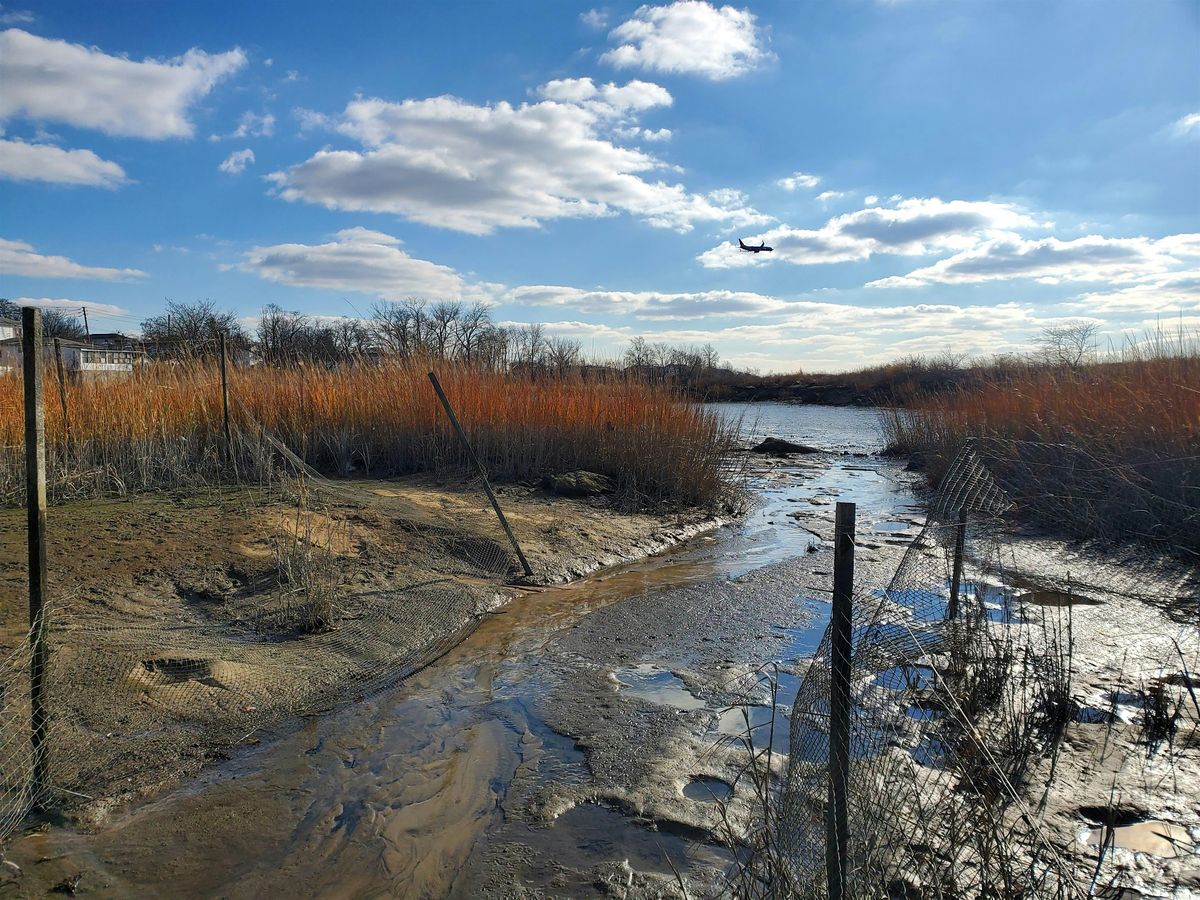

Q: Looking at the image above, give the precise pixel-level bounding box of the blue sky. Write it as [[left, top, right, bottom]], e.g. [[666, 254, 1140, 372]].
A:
[[1, 0, 1197, 371]]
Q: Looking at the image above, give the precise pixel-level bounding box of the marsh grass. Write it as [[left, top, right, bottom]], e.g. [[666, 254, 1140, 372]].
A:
[[881, 334, 1200, 554], [0, 359, 741, 510]]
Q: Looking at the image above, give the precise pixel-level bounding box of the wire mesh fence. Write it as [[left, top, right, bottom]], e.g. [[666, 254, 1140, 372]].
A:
[[780, 442, 1199, 899], [0, 372, 524, 839]]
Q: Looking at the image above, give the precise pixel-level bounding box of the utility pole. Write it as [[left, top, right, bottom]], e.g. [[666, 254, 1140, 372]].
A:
[[80, 306, 90, 339]]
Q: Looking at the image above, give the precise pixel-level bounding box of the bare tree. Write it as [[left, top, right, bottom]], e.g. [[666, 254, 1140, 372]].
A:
[[455, 302, 491, 361], [428, 301, 462, 359], [512, 323, 547, 369], [141, 299, 248, 358], [623, 336, 653, 369], [545, 336, 583, 374], [1036, 321, 1100, 369]]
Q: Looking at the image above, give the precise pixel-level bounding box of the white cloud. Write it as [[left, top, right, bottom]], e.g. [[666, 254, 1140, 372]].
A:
[[10, 297, 126, 316], [869, 233, 1198, 288], [218, 148, 255, 175], [816, 190, 847, 204], [268, 83, 767, 235], [238, 227, 465, 298], [0, 6, 33, 25], [0, 237, 147, 280], [581, 8, 609, 29], [1067, 270, 1200, 315], [699, 197, 1035, 268], [1170, 112, 1200, 138], [499, 285, 791, 320], [0, 138, 127, 187], [864, 195, 879, 205], [601, 1, 772, 81], [232, 110, 275, 138], [777, 172, 821, 191], [0, 28, 246, 139]]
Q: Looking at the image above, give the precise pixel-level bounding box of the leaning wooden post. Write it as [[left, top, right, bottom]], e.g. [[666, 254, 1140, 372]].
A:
[[219, 333, 232, 464], [948, 506, 967, 620], [827, 501, 855, 900], [427, 371, 534, 578], [52, 338, 69, 442], [22, 308, 50, 804]]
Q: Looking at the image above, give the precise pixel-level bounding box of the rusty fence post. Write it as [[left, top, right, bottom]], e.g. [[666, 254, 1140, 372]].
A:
[[427, 371, 534, 578]]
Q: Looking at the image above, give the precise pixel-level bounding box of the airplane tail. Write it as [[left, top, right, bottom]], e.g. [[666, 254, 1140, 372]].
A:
[[738, 239, 748, 249]]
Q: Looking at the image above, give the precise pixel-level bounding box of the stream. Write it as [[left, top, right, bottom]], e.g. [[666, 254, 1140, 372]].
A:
[[8, 403, 926, 898]]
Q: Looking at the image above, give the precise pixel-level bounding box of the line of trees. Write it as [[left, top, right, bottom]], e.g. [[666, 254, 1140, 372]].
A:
[[131, 299, 726, 381]]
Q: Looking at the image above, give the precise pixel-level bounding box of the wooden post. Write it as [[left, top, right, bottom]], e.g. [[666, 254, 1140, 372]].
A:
[[22, 308, 50, 803], [80, 305, 89, 338], [52, 338, 69, 441], [219, 333, 232, 463], [827, 501, 855, 900], [427, 371, 534, 578], [948, 507, 967, 620]]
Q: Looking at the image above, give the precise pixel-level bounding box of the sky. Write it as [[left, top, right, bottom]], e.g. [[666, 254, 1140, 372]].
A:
[[0, 0, 1197, 372]]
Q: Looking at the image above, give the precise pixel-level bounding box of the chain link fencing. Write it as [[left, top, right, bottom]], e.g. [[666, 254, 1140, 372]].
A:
[[779, 441, 1199, 899], [0, 381, 523, 838]]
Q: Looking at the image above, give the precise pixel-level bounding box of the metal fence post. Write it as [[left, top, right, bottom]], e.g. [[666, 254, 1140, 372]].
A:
[[219, 333, 232, 464], [828, 501, 855, 900], [948, 507, 967, 620], [22, 308, 50, 804], [427, 371, 534, 578], [53, 338, 69, 442]]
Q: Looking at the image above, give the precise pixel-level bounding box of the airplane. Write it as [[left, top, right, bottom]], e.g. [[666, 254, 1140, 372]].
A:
[[739, 238, 773, 253]]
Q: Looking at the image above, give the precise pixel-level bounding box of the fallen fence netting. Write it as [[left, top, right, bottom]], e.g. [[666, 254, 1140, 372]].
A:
[[780, 441, 1199, 899]]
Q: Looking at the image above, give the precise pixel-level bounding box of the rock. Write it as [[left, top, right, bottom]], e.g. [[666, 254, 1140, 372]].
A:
[[542, 470, 616, 497], [749, 437, 820, 456]]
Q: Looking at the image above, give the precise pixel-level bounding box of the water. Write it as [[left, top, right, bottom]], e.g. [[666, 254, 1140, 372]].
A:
[[713, 401, 889, 454], [8, 403, 920, 896]]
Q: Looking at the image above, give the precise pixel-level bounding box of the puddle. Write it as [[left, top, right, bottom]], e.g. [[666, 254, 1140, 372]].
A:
[[905, 698, 945, 721], [683, 776, 734, 803], [872, 520, 913, 534], [1018, 589, 1102, 607], [1084, 820, 1194, 858], [1075, 705, 1116, 725], [873, 664, 935, 692], [715, 704, 790, 753], [614, 664, 707, 711], [513, 803, 725, 878]]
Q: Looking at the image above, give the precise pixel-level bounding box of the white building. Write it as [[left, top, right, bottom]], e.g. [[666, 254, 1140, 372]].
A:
[[0, 334, 142, 379]]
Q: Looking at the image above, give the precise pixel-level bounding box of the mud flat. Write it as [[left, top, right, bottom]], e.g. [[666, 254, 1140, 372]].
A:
[[0, 474, 723, 816]]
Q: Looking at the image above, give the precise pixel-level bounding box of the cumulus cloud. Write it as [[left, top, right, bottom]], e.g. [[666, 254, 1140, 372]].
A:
[[1170, 112, 1200, 138], [0, 28, 246, 139], [499, 285, 791, 320], [699, 197, 1035, 268], [869, 233, 1199, 288], [218, 148, 255, 175], [9, 297, 126, 316], [238, 227, 465, 298], [601, 1, 772, 81], [0, 237, 147, 280], [0, 138, 127, 187], [268, 82, 767, 234], [1066, 270, 1200, 315], [581, 8, 609, 29], [777, 172, 820, 191]]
